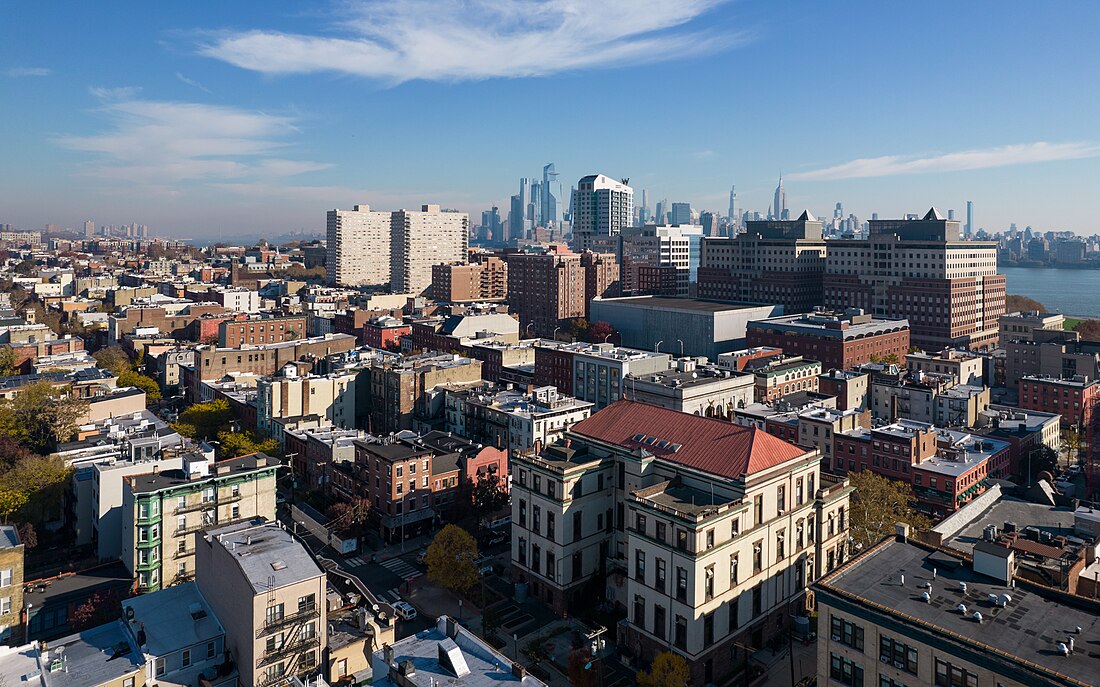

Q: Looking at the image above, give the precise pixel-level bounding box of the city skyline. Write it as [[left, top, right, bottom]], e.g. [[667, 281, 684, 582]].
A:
[[2, 1, 1099, 237]]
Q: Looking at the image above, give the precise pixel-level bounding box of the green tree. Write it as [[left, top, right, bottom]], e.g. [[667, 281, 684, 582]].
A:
[[471, 471, 509, 519], [636, 651, 690, 687], [13, 259, 36, 276], [171, 399, 234, 441], [1061, 430, 1083, 470], [425, 524, 479, 592], [1024, 445, 1058, 482], [216, 429, 278, 458], [0, 348, 17, 376], [117, 370, 162, 404], [0, 381, 88, 451], [848, 471, 931, 552], [93, 345, 133, 375], [0, 455, 72, 523]]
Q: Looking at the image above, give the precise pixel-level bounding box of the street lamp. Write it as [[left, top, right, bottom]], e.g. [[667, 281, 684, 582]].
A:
[[654, 340, 663, 353], [525, 322, 535, 337], [553, 326, 561, 341], [677, 339, 684, 356], [604, 333, 613, 344]]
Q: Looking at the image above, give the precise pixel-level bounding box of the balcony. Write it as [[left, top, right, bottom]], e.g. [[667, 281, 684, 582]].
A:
[[174, 547, 196, 559], [175, 521, 213, 536], [256, 604, 320, 638], [175, 499, 217, 514]]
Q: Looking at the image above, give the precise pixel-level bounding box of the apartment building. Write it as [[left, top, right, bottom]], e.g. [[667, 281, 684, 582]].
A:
[[361, 353, 483, 434], [570, 344, 671, 410], [256, 369, 357, 442], [906, 348, 985, 386], [196, 520, 327, 687], [823, 209, 1005, 351], [698, 212, 827, 313], [327, 204, 468, 295], [121, 453, 279, 593], [505, 247, 621, 338], [618, 224, 703, 297], [218, 316, 307, 348], [1018, 375, 1100, 451], [0, 526, 24, 644], [431, 256, 508, 302], [750, 355, 823, 403], [571, 174, 633, 252], [1004, 329, 1100, 387], [818, 369, 870, 411], [815, 533, 1100, 687], [354, 439, 458, 543], [999, 310, 1066, 343], [441, 383, 592, 453], [746, 310, 910, 372], [510, 400, 852, 686]]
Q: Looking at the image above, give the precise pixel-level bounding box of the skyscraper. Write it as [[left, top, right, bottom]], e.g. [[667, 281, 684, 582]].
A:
[[655, 199, 668, 225], [773, 175, 787, 220], [571, 174, 633, 252], [965, 200, 974, 237], [542, 163, 562, 228], [509, 177, 531, 241], [670, 202, 692, 225], [84, 219, 94, 238], [640, 188, 650, 225], [728, 185, 736, 223]]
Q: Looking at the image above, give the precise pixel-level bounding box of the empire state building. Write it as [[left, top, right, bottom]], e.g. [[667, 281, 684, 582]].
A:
[[773, 175, 787, 220]]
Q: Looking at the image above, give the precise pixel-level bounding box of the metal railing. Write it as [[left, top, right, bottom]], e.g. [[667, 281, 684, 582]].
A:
[[256, 604, 319, 638]]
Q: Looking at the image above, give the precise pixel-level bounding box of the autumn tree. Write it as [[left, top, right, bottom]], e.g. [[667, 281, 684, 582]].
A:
[[425, 524, 479, 592], [0, 455, 73, 523], [117, 370, 162, 404], [586, 321, 617, 344], [472, 471, 509, 519], [216, 429, 279, 458], [0, 348, 17, 377], [92, 345, 133, 376], [636, 651, 690, 687], [70, 589, 125, 631], [1062, 430, 1083, 470], [0, 381, 89, 451], [848, 470, 931, 552], [171, 399, 234, 441], [1024, 445, 1058, 482], [1004, 295, 1046, 313], [1075, 319, 1100, 341], [16, 522, 37, 549], [570, 318, 589, 340]]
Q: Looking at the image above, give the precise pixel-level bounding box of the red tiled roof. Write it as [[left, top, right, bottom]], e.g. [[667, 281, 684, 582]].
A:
[[569, 399, 807, 480]]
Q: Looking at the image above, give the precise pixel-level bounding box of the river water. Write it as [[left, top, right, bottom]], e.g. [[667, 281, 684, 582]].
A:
[[1002, 267, 1100, 318]]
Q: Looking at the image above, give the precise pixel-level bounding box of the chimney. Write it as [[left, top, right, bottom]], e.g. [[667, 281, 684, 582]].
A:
[[383, 644, 394, 667], [895, 522, 910, 543], [511, 663, 527, 679]]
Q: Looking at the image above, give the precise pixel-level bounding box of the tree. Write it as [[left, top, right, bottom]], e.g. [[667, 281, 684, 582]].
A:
[[1024, 445, 1058, 482], [848, 471, 931, 552], [425, 524, 479, 592], [0, 455, 73, 524], [0, 381, 88, 451], [171, 399, 234, 441], [13, 259, 36, 276], [93, 345, 133, 376], [1062, 430, 1083, 469], [70, 589, 125, 631], [471, 471, 509, 519], [1005, 295, 1046, 313], [117, 370, 162, 404], [1075, 319, 1100, 341], [0, 348, 17, 377], [16, 522, 37, 549], [586, 321, 617, 344], [636, 651, 690, 687], [0, 435, 34, 473], [571, 318, 589, 340], [215, 429, 279, 459]]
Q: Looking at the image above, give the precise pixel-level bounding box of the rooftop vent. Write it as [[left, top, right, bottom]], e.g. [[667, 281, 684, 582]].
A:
[[271, 560, 287, 571]]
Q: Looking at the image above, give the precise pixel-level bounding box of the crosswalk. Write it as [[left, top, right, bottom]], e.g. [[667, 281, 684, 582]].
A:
[[378, 588, 403, 603], [344, 556, 368, 567], [380, 557, 423, 581]]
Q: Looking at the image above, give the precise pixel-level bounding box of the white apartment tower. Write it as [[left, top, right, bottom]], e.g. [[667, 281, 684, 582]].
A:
[[572, 174, 633, 252], [327, 204, 469, 295]]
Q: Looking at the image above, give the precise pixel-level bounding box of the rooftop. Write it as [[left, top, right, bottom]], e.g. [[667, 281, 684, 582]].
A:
[[47, 621, 145, 687], [570, 400, 808, 480], [125, 453, 278, 494], [593, 295, 774, 314], [0, 525, 20, 548], [943, 495, 1078, 551], [205, 519, 323, 593], [748, 311, 909, 339], [818, 538, 1100, 687], [374, 615, 545, 687], [122, 582, 224, 659]]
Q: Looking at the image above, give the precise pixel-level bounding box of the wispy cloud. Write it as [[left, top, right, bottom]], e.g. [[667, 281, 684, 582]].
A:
[[789, 142, 1100, 181], [5, 66, 51, 77], [176, 71, 213, 94], [55, 88, 330, 186], [197, 0, 743, 83]]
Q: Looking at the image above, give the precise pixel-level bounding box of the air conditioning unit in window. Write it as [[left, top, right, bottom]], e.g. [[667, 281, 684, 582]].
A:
[[832, 635, 840, 642], [894, 661, 904, 670], [880, 657, 889, 664]]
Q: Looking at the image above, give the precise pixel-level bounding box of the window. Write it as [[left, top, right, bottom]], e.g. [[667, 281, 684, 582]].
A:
[[656, 521, 666, 542], [533, 505, 541, 533], [202, 487, 214, 503], [547, 512, 555, 540], [676, 567, 688, 602], [207, 641, 216, 659], [731, 517, 740, 537], [676, 529, 688, 552], [519, 500, 527, 528], [636, 514, 646, 533], [777, 485, 786, 512], [231, 504, 240, 520], [796, 478, 804, 506], [830, 616, 865, 651], [674, 615, 687, 650], [776, 530, 785, 561], [880, 636, 918, 675], [753, 541, 763, 573], [706, 528, 715, 549], [880, 677, 907, 687], [0, 597, 10, 614], [266, 603, 284, 625], [299, 593, 316, 611], [703, 612, 715, 647], [754, 494, 763, 525], [730, 554, 739, 585], [573, 511, 583, 542], [123, 678, 134, 687], [653, 605, 666, 640], [518, 537, 527, 565], [155, 658, 165, 677], [704, 566, 714, 601], [231, 484, 240, 497], [934, 659, 976, 687], [182, 649, 191, 667], [635, 550, 646, 581], [655, 558, 666, 593], [830, 653, 864, 687], [0, 570, 12, 587], [634, 595, 645, 626]]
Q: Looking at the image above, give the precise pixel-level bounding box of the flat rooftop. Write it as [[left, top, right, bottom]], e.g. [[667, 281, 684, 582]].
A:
[[48, 621, 145, 687], [207, 519, 323, 593], [595, 296, 774, 313], [819, 538, 1100, 687], [944, 496, 1077, 551], [634, 482, 734, 517], [126, 453, 278, 494], [122, 582, 224, 659]]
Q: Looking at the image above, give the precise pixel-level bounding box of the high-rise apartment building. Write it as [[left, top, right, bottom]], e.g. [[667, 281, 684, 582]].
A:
[[965, 199, 974, 236], [728, 185, 737, 223], [823, 208, 1005, 351], [84, 219, 95, 238], [697, 211, 827, 312], [506, 247, 621, 338], [327, 204, 468, 295], [510, 400, 852, 686], [571, 174, 633, 252], [620, 224, 704, 296]]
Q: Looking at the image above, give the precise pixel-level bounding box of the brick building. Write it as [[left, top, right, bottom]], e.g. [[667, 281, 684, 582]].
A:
[[750, 355, 823, 403], [506, 247, 620, 338], [697, 211, 826, 313], [361, 353, 484, 434], [1018, 375, 1100, 452], [431, 256, 508, 302], [354, 438, 460, 543], [218, 315, 308, 347], [746, 309, 909, 372], [362, 315, 410, 350]]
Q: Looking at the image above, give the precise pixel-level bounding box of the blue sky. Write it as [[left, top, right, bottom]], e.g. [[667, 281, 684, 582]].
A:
[[2, 1, 1098, 239]]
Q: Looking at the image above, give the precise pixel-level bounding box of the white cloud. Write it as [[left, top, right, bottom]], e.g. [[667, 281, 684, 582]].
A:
[[55, 89, 331, 186], [5, 66, 51, 77], [176, 72, 213, 94], [789, 142, 1100, 181], [197, 0, 742, 83]]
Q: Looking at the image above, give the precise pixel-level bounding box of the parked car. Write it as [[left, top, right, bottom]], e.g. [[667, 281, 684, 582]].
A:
[[415, 549, 428, 565], [392, 600, 418, 620], [478, 563, 494, 576], [484, 531, 508, 546]]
